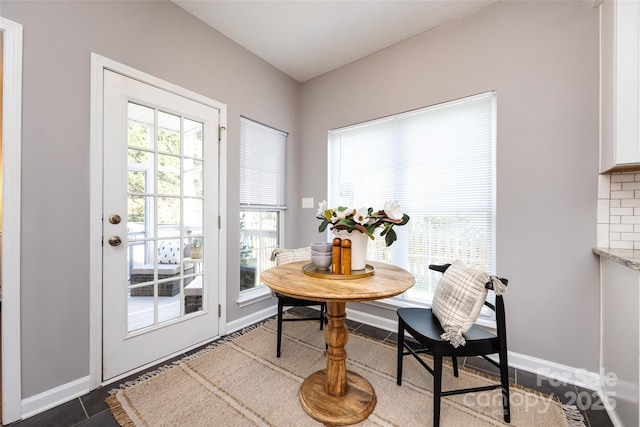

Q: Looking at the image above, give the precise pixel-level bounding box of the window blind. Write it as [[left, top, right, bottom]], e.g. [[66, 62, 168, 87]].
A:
[[240, 117, 287, 208], [328, 92, 496, 303]]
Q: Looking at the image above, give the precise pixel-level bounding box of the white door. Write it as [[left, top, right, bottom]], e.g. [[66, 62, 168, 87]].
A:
[[102, 70, 220, 381]]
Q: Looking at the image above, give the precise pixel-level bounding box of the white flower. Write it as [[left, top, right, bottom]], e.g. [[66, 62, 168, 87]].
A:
[[335, 207, 351, 221], [383, 200, 403, 221], [317, 200, 328, 218], [354, 207, 369, 225]]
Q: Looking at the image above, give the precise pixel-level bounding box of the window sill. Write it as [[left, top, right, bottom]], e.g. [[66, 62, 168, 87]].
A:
[[362, 297, 497, 331], [237, 284, 273, 308]]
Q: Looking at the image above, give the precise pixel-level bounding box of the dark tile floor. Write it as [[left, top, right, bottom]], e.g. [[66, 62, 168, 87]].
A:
[[7, 307, 613, 427]]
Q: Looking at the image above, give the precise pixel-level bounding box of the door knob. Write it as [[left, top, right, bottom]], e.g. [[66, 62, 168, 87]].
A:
[[108, 214, 121, 225], [108, 236, 122, 246]]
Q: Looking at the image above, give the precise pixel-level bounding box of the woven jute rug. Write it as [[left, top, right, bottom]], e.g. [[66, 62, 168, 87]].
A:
[[106, 319, 585, 426]]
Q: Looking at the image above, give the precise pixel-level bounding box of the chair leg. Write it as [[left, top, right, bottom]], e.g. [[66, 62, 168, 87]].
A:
[[397, 319, 404, 386], [452, 356, 459, 377], [276, 298, 284, 358], [499, 353, 511, 423], [319, 304, 325, 330], [433, 352, 443, 427]]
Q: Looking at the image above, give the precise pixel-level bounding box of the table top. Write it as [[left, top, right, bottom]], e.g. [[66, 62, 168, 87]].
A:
[[261, 261, 415, 303]]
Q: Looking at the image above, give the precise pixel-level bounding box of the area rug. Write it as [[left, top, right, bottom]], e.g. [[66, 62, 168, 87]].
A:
[[106, 319, 585, 426]]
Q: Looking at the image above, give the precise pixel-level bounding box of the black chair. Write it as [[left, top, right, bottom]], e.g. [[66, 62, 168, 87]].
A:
[[396, 263, 510, 426], [276, 293, 326, 357], [272, 248, 327, 358]]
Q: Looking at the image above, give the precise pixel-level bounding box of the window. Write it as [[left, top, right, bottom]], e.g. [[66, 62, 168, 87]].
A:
[[328, 92, 496, 304], [239, 117, 287, 292]]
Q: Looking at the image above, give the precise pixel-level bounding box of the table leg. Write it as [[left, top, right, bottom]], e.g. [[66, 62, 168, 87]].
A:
[[299, 301, 376, 425], [325, 301, 348, 396]]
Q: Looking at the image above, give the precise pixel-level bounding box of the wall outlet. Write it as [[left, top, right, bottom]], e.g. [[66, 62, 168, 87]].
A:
[[302, 197, 314, 209]]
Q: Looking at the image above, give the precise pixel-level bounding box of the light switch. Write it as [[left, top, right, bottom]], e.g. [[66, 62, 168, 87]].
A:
[[302, 197, 314, 209]]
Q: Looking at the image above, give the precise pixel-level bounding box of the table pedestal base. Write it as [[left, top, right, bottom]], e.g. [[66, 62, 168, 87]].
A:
[[299, 369, 376, 426]]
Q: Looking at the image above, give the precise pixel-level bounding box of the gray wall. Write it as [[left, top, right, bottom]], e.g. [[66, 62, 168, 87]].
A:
[[1, 0, 602, 402], [298, 0, 601, 371], [1, 0, 300, 398]]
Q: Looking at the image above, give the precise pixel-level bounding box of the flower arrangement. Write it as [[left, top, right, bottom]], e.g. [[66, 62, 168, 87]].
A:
[[316, 200, 410, 247]]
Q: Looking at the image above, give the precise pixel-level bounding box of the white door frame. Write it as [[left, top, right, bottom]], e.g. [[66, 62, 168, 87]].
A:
[[89, 53, 227, 388], [1, 16, 23, 425]]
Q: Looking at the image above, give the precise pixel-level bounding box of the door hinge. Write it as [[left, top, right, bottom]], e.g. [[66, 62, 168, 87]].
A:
[[218, 215, 221, 229], [218, 126, 226, 141], [218, 304, 222, 317]]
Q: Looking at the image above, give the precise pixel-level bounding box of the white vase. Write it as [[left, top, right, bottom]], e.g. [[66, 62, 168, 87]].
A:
[[333, 229, 369, 271]]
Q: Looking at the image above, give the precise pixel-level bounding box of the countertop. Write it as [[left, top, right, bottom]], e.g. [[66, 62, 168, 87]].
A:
[[593, 247, 640, 270]]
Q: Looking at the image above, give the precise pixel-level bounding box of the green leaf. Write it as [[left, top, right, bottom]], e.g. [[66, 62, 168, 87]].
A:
[[318, 220, 329, 232], [384, 228, 398, 247], [337, 218, 356, 229]]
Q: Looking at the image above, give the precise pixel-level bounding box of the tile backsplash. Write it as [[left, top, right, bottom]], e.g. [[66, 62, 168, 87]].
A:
[[597, 172, 640, 249]]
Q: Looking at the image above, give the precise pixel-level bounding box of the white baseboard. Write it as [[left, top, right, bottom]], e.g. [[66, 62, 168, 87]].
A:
[[506, 352, 601, 391], [346, 307, 398, 333], [21, 376, 91, 420], [18, 308, 277, 421], [226, 305, 277, 334]]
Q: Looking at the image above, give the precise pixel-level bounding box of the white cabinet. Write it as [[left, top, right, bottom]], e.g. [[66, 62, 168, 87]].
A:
[[600, 0, 640, 172]]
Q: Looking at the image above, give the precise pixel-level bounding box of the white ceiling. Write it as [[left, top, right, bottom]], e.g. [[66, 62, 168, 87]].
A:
[[171, 0, 497, 83]]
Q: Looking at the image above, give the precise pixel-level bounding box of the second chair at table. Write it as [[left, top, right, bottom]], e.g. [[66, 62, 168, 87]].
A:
[[271, 247, 327, 358], [396, 262, 510, 427]]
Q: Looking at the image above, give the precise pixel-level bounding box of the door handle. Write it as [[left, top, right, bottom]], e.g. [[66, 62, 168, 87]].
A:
[[108, 236, 122, 247]]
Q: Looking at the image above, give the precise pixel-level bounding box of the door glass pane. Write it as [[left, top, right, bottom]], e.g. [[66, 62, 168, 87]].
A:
[[184, 119, 203, 159], [128, 284, 155, 331], [157, 283, 180, 324], [128, 103, 153, 149], [184, 159, 203, 197], [158, 111, 180, 154], [128, 195, 155, 240], [158, 154, 181, 195], [128, 149, 154, 173], [158, 196, 181, 233], [184, 198, 203, 231], [128, 170, 146, 193], [184, 272, 203, 314]]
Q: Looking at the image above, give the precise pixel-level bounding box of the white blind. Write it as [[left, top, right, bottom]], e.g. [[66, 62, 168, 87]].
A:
[[328, 92, 496, 303], [240, 117, 287, 207]]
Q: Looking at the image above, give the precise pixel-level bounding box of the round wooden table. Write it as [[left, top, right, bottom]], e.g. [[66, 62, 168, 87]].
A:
[[261, 261, 415, 426]]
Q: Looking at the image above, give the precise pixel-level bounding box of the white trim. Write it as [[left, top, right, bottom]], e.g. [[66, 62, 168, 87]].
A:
[[89, 53, 228, 387], [1, 16, 23, 425], [507, 351, 601, 391], [88, 53, 104, 391], [226, 305, 277, 334], [237, 285, 273, 307], [21, 376, 91, 420], [346, 307, 398, 333], [218, 106, 228, 337]]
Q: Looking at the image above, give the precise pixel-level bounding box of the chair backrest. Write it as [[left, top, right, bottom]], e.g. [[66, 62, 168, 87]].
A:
[[429, 263, 509, 337], [271, 247, 311, 266]]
